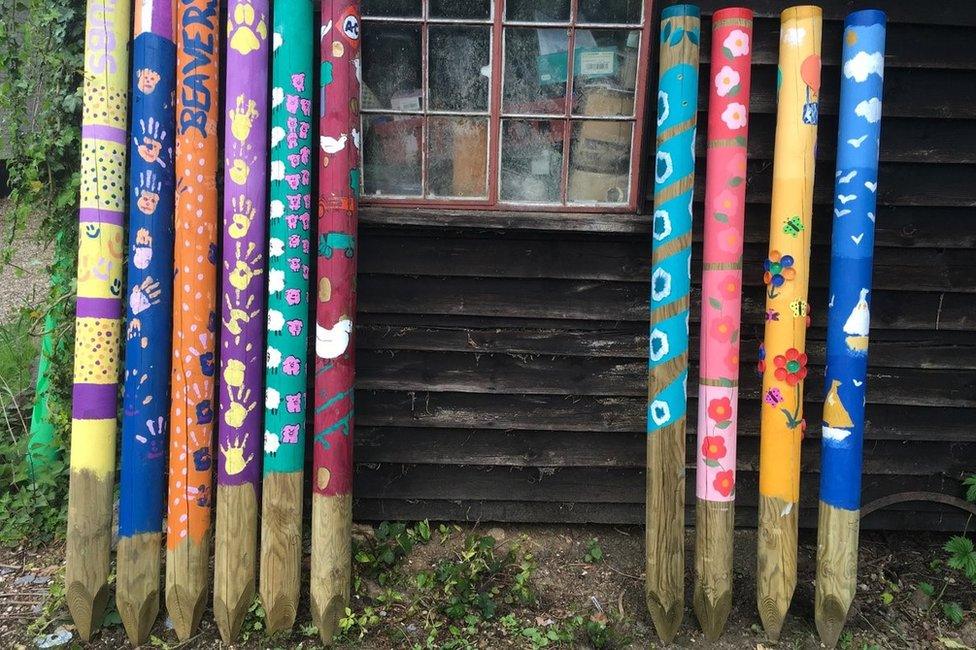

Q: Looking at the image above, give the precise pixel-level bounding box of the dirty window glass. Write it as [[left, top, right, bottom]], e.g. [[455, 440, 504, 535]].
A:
[[429, 25, 491, 112], [360, 0, 648, 208], [362, 0, 421, 17]]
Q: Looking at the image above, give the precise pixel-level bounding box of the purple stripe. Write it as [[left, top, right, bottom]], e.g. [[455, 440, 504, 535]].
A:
[[76, 297, 122, 319], [79, 207, 125, 226], [153, 1, 174, 40], [82, 123, 127, 144], [72, 383, 118, 420]]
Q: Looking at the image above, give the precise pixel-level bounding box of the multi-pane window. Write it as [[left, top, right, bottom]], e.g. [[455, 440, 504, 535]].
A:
[[360, 0, 652, 211]]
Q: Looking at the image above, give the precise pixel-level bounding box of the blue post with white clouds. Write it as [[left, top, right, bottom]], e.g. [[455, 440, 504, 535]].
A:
[[820, 10, 886, 512]]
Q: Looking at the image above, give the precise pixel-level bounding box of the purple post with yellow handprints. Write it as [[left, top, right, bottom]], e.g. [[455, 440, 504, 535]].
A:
[[218, 0, 270, 488]]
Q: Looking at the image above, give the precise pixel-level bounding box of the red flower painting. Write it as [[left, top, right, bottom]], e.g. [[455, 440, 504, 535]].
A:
[[773, 347, 808, 386], [713, 470, 735, 497], [701, 435, 727, 461], [707, 397, 733, 423]]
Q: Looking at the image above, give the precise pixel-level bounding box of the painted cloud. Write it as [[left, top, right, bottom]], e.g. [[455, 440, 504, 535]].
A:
[[844, 51, 884, 82], [782, 27, 805, 45], [854, 97, 882, 123]]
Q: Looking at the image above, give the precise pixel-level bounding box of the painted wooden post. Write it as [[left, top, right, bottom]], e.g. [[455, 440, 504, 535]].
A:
[[215, 0, 269, 642], [259, 0, 313, 634], [815, 10, 886, 649], [693, 7, 752, 642], [756, 5, 821, 641], [65, 0, 131, 640], [116, 1, 176, 643], [646, 4, 698, 643], [312, 0, 361, 642], [165, 0, 221, 640], [27, 315, 58, 475]]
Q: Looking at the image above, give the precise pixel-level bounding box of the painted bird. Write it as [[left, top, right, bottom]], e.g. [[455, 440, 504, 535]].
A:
[[316, 318, 353, 359], [321, 133, 348, 154]]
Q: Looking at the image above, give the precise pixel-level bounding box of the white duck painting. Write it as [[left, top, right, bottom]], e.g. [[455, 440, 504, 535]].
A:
[[316, 318, 353, 359]]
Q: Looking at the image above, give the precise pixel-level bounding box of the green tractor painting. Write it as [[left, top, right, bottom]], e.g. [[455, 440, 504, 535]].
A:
[[319, 231, 355, 259]]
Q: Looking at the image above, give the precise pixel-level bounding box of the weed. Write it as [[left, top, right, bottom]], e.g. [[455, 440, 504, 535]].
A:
[[584, 537, 604, 563]]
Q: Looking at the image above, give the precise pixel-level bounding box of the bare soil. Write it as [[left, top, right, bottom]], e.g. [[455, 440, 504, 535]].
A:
[[1, 524, 974, 649]]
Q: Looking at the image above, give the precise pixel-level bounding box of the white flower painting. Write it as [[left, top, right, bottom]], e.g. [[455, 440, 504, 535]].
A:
[[721, 102, 748, 130], [714, 65, 740, 97], [723, 29, 750, 57], [782, 27, 805, 45]]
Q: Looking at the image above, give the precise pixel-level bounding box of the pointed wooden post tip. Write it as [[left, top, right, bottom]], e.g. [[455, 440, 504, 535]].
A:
[[116, 532, 162, 645], [311, 493, 352, 646], [756, 494, 798, 643], [260, 472, 304, 635], [693, 499, 734, 641], [66, 469, 114, 642], [645, 592, 683, 644], [815, 503, 860, 649], [214, 484, 258, 645], [165, 536, 211, 642]]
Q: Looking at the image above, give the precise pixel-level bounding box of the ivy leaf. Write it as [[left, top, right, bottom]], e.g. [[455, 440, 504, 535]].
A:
[[686, 29, 699, 45], [670, 27, 684, 46], [705, 459, 721, 468], [714, 420, 732, 430], [723, 46, 734, 61], [729, 176, 745, 187], [661, 21, 672, 44], [714, 212, 729, 223], [708, 297, 722, 310]]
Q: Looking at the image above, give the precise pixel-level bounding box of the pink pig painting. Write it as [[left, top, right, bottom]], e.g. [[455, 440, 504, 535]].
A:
[[285, 393, 302, 413], [281, 424, 300, 443]]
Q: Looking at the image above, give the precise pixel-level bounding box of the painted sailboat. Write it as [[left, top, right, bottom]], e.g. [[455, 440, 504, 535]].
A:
[[844, 288, 870, 354], [822, 379, 854, 444]]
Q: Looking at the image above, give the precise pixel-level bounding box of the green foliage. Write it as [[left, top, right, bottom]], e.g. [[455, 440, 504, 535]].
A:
[[944, 535, 976, 579], [354, 520, 432, 585], [943, 601, 965, 625], [240, 595, 267, 642], [0, 0, 86, 546], [584, 537, 604, 563], [0, 315, 66, 546]]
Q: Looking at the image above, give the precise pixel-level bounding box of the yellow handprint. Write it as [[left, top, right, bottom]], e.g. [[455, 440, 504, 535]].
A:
[[220, 430, 254, 476], [223, 384, 255, 429], [222, 294, 260, 344], [228, 194, 255, 239], [223, 358, 246, 388], [229, 94, 258, 143], [225, 241, 264, 295]]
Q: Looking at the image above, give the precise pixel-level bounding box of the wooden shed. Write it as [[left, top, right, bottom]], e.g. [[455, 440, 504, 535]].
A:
[[348, 0, 975, 530]]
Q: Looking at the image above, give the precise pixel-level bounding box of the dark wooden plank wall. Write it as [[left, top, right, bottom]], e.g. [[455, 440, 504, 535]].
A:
[[351, 0, 976, 530]]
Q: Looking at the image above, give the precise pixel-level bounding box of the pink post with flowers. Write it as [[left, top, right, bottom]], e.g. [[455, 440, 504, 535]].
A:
[[696, 9, 753, 503]]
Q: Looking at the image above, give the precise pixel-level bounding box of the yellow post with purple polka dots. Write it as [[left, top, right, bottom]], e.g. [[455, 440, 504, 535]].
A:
[[65, 0, 132, 641]]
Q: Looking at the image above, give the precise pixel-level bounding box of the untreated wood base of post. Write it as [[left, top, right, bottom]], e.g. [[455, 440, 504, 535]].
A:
[[214, 484, 257, 644], [815, 502, 860, 649], [645, 418, 686, 644], [65, 469, 114, 641], [116, 532, 161, 645], [260, 471, 304, 634], [693, 498, 733, 641], [311, 493, 352, 645], [757, 494, 798, 641], [166, 535, 211, 641]]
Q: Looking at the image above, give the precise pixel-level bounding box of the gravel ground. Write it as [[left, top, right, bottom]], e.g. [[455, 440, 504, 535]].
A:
[[0, 199, 53, 324], [2, 525, 974, 649]]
